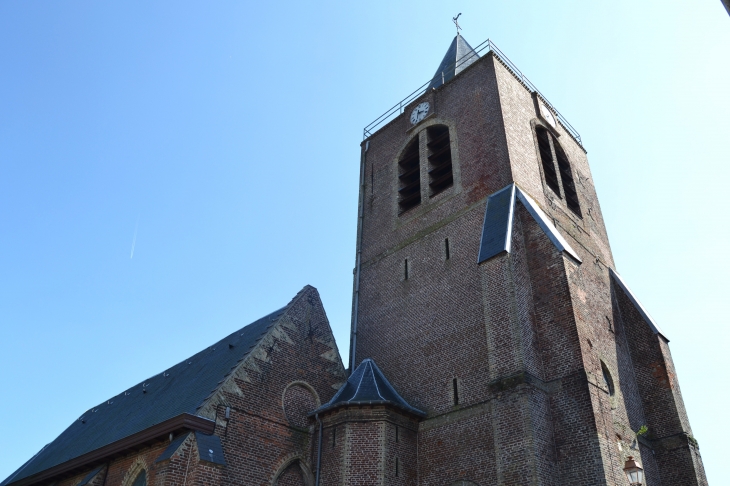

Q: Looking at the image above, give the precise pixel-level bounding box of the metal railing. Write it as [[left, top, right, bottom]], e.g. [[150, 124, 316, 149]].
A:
[[362, 38, 583, 148]]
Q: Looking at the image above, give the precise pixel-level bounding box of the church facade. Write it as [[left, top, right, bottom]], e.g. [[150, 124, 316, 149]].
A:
[[1, 35, 707, 486]]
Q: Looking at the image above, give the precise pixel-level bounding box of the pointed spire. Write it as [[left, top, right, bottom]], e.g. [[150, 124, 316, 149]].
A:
[[310, 358, 425, 417], [428, 34, 480, 89]]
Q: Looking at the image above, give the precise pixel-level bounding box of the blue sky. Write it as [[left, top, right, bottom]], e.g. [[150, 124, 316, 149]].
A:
[[1, 0, 728, 482]]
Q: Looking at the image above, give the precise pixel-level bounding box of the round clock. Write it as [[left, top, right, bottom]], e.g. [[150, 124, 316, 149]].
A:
[[539, 103, 556, 128], [410, 102, 430, 125]]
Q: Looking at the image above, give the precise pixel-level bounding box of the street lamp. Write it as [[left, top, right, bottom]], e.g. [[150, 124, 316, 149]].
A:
[[623, 456, 644, 485]]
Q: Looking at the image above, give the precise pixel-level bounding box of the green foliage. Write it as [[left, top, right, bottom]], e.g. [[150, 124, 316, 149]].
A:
[[636, 425, 649, 437]]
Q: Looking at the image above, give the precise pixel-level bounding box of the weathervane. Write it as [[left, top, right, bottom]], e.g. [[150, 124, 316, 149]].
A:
[[453, 13, 462, 34]]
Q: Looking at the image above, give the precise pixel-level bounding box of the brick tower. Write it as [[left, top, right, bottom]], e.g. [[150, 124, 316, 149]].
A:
[[347, 34, 707, 485]]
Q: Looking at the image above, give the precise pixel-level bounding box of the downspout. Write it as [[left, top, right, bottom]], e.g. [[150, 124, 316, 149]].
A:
[[315, 413, 323, 486], [349, 140, 369, 373]]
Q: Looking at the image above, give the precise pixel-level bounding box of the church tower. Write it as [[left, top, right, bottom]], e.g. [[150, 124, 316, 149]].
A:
[[348, 34, 707, 485]]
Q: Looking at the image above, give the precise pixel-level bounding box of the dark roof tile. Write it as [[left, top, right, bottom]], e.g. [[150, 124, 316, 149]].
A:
[[1, 287, 313, 486], [312, 359, 424, 417], [428, 34, 480, 89]]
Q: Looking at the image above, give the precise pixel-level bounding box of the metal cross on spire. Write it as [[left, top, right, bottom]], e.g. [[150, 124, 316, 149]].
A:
[[453, 13, 462, 34]]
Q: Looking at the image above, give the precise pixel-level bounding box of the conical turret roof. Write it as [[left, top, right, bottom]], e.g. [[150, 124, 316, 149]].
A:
[[311, 358, 425, 417], [428, 34, 480, 89]]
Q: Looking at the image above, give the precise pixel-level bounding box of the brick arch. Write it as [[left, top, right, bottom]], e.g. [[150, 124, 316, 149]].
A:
[[391, 117, 462, 211], [120, 458, 149, 486], [272, 456, 314, 486], [282, 381, 319, 428]]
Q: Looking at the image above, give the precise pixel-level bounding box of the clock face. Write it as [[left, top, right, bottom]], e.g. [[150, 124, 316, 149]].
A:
[[539, 103, 556, 128], [410, 102, 430, 125]]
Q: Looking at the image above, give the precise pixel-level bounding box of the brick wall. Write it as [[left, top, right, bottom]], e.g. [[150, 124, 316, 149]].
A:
[[51, 286, 345, 486], [353, 48, 706, 485], [317, 405, 419, 486]]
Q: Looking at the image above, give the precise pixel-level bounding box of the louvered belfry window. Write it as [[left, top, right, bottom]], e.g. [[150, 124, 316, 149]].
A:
[[398, 138, 421, 213], [554, 142, 581, 216], [535, 126, 581, 216], [427, 125, 453, 196], [536, 127, 561, 195]]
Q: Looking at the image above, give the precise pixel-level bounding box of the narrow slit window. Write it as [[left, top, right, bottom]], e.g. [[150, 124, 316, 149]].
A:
[[404, 259, 409, 280], [536, 127, 560, 195], [445, 238, 451, 260], [601, 362, 615, 396], [332, 426, 336, 448], [452, 378, 459, 405], [427, 125, 453, 196], [398, 138, 421, 213], [553, 141, 581, 216], [395, 425, 399, 442]]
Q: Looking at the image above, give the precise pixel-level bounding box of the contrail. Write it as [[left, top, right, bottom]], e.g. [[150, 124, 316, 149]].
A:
[[130, 218, 139, 259]]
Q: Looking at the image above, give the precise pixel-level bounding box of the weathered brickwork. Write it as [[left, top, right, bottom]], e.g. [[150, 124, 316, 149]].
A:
[[352, 48, 706, 485], [6, 37, 707, 486], [316, 406, 419, 486]]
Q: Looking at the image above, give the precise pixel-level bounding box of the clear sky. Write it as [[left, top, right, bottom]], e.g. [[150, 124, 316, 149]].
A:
[[1, 0, 727, 482]]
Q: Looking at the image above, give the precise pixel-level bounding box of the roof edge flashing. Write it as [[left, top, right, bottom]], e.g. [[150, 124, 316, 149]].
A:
[[309, 399, 426, 418], [477, 184, 582, 264], [514, 187, 582, 263], [609, 268, 668, 341]]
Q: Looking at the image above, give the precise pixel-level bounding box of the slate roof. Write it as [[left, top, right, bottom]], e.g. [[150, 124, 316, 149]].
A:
[[1, 289, 306, 486], [194, 432, 226, 466], [477, 183, 582, 264], [428, 34, 480, 89], [312, 359, 425, 417]]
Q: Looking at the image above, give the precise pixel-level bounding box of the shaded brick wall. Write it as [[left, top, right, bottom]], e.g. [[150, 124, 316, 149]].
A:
[[317, 406, 418, 486], [615, 283, 708, 485], [354, 47, 705, 485]]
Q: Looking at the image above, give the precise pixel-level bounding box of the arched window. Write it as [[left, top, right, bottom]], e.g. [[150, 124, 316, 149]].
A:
[[601, 361, 615, 396], [398, 138, 421, 213], [274, 460, 310, 486], [426, 125, 453, 196], [534, 126, 581, 216], [131, 470, 146, 486], [536, 127, 560, 195], [553, 142, 581, 215]]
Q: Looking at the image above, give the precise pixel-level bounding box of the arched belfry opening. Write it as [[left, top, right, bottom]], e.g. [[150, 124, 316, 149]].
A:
[[534, 125, 581, 216], [427, 125, 453, 196], [398, 137, 421, 213], [536, 126, 561, 195], [553, 140, 581, 215]]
